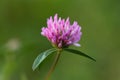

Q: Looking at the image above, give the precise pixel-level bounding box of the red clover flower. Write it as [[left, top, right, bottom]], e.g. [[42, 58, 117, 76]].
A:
[[41, 14, 82, 48]]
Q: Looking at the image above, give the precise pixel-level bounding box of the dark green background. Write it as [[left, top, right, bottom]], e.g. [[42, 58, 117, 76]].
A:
[[0, 0, 120, 80]]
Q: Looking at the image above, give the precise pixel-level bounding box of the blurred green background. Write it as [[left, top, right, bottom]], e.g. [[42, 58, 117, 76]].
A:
[[0, 0, 120, 80]]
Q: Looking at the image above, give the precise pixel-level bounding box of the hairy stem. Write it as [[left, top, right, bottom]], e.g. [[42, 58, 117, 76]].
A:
[[45, 49, 61, 80]]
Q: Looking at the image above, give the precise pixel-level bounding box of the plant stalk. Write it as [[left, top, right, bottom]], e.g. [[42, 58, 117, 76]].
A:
[[45, 50, 61, 80]]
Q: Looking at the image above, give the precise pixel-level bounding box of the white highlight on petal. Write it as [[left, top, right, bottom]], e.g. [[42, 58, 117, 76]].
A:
[[73, 43, 81, 47]]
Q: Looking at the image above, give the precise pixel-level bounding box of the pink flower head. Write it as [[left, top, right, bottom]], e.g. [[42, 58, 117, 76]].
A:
[[41, 14, 82, 48]]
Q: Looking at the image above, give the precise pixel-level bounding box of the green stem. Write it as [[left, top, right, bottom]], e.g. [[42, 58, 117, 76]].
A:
[[45, 49, 61, 80]]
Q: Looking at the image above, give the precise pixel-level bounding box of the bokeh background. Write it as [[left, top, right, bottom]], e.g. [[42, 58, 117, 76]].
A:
[[0, 0, 120, 80]]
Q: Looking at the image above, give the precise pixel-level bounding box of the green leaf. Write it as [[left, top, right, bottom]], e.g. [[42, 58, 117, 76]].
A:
[[64, 48, 96, 61], [32, 48, 57, 71]]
